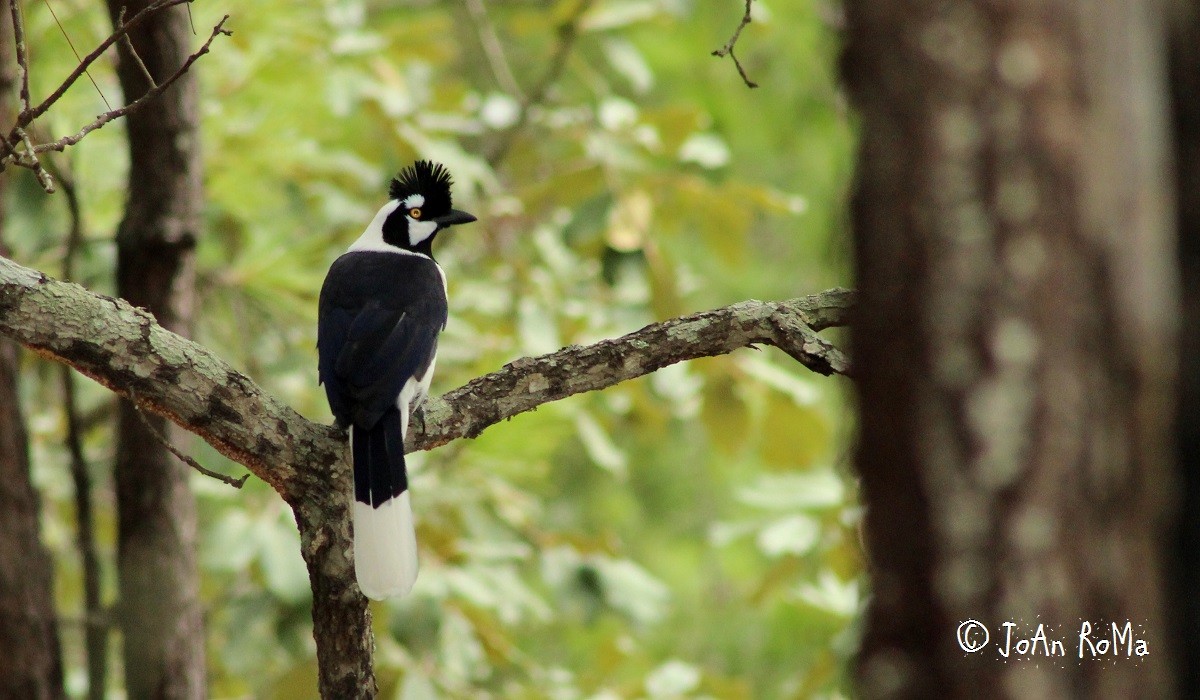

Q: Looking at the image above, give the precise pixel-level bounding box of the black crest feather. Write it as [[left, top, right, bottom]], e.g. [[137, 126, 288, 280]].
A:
[[389, 160, 454, 215]]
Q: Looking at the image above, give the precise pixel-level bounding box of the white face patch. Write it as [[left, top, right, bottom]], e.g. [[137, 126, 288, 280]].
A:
[[407, 219, 438, 247], [402, 193, 437, 246], [347, 196, 441, 255], [348, 201, 403, 253]]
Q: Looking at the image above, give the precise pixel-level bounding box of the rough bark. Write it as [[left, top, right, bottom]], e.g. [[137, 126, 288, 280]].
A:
[[104, 0, 205, 696], [844, 0, 1177, 696], [0, 253, 850, 694], [0, 6, 64, 699], [1169, 0, 1200, 689], [0, 259, 851, 492], [414, 290, 852, 451]]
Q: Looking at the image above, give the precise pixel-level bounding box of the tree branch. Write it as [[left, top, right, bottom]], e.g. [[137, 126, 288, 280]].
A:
[[484, 0, 595, 166], [7, 0, 30, 116], [711, 0, 758, 88], [129, 389, 249, 489], [30, 15, 230, 157], [0, 254, 332, 503], [51, 154, 107, 700], [19, 0, 189, 127], [0, 3, 229, 190], [0, 254, 849, 696], [0, 253, 850, 495], [410, 290, 853, 452]]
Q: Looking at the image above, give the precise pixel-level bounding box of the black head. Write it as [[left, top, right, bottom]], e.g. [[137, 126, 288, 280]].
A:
[[381, 160, 476, 256]]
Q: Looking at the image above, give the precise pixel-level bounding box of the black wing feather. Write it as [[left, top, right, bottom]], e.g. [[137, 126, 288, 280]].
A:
[[318, 252, 447, 430]]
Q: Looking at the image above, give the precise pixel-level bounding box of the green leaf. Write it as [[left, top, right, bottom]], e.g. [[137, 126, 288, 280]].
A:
[[645, 659, 701, 697], [756, 515, 821, 557], [737, 472, 846, 511]]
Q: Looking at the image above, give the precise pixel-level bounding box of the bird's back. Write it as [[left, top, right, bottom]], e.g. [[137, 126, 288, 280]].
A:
[[317, 251, 448, 428]]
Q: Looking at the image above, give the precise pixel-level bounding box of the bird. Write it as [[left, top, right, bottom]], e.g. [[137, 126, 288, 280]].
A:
[[317, 160, 476, 599]]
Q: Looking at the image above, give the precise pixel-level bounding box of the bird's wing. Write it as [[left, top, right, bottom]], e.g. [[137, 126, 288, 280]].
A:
[[318, 252, 447, 429], [337, 300, 442, 425]]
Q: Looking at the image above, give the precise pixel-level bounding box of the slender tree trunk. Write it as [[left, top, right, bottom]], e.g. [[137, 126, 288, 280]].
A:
[[104, 1, 206, 696], [843, 0, 1177, 696], [1169, 0, 1200, 689], [0, 321, 64, 700], [0, 291, 66, 700], [0, 7, 64, 699]]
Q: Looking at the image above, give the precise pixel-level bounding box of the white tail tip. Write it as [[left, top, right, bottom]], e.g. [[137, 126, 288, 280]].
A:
[[353, 491, 419, 599]]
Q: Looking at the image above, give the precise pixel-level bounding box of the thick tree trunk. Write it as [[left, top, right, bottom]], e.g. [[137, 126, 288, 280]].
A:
[[104, 1, 206, 696], [1169, 0, 1200, 690], [0, 8, 64, 699], [844, 0, 1177, 696]]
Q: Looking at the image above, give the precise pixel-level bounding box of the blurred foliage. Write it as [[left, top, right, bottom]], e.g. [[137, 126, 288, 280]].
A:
[[10, 0, 857, 697]]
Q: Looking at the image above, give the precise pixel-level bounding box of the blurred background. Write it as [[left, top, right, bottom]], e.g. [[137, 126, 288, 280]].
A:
[[8, 0, 858, 696]]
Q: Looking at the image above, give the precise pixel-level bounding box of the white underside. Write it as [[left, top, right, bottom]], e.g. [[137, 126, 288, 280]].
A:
[[353, 492, 419, 599], [399, 360, 436, 440]]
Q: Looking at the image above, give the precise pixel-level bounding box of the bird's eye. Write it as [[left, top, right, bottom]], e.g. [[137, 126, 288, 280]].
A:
[[409, 207, 422, 219]]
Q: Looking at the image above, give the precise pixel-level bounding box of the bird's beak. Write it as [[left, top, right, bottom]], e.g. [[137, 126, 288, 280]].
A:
[[434, 209, 477, 227]]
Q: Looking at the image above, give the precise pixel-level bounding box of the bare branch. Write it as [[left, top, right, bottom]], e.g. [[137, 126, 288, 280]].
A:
[[42, 0, 112, 111], [116, 7, 156, 89], [19, 0, 190, 128], [13, 125, 51, 190], [0, 0, 221, 188], [0, 255, 849, 694], [0, 255, 329, 502], [464, 0, 523, 99], [48, 156, 107, 700], [31, 15, 230, 158], [485, 0, 595, 165], [711, 0, 758, 88], [130, 389, 249, 489], [8, 0, 30, 114]]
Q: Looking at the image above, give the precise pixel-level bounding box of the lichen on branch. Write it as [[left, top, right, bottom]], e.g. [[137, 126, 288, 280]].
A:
[[0, 254, 851, 501]]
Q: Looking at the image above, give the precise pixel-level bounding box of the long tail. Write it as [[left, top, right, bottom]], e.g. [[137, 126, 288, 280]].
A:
[[350, 407, 418, 599]]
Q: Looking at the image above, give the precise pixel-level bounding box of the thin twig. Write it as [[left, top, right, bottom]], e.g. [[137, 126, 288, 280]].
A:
[[7, 0, 30, 113], [485, 0, 594, 165], [464, 0, 523, 99], [129, 391, 249, 488], [14, 125, 52, 190], [32, 15, 230, 156], [711, 0, 758, 88], [16, 0, 190, 129], [117, 7, 156, 89], [0, 0, 212, 186], [42, 0, 111, 110]]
